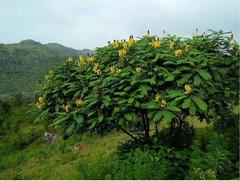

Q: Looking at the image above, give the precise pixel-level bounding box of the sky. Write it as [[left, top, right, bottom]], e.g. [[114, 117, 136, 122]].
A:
[[0, 0, 239, 50]]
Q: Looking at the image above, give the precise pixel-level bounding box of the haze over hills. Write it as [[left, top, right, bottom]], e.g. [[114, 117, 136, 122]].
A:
[[0, 39, 94, 98]]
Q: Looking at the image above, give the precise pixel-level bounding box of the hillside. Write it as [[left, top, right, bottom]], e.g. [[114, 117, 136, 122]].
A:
[[0, 40, 94, 98]]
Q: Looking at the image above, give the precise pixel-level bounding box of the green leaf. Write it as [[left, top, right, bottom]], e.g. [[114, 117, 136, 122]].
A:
[[177, 73, 193, 86], [165, 74, 174, 82], [124, 113, 132, 121], [163, 61, 176, 65], [118, 118, 124, 125], [162, 110, 175, 123], [142, 78, 156, 85], [74, 114, 84, 124], [49, 115, 70, 127], [81, 87, 89, 97], [102, 100, 110, 107], [193, 75, 201, 86], [89, 120, 98, 129], [182, 97, 191, 109], [166, 106, 181, 113], [173, 95, 188, 104], [153, 111, 163, 122], [192, 96, 207, 112], [128, 97, 135, 104], [66, 121, 75, 134], [114, 107, 120, 112], [196, 69, 212, 80], [167, 90, 183, 99], [98, 113, 104, 122], [189, 101, 196, 116]]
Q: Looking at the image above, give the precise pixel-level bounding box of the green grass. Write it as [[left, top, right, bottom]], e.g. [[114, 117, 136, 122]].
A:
[[0, 116, 213, 179]]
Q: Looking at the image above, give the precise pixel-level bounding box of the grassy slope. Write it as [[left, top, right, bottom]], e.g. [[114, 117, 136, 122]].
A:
[[0, 115, 210, 180]]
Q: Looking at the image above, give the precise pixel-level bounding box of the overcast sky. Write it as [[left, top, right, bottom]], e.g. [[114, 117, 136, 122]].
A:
[[0, 0, 239, 50]]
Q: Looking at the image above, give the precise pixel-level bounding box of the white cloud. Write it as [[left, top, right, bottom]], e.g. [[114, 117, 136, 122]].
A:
[[0, 0, 239, 49]]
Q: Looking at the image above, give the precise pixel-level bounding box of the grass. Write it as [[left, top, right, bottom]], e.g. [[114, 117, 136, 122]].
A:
[[0, 116, 212, 179]]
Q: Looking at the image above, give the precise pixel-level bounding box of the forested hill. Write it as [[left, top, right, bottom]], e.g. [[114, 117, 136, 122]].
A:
[[0, 39, 94, 98]]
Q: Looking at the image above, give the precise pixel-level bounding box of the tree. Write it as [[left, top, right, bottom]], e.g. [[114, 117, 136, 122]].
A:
[[33, 30, 239, 146]]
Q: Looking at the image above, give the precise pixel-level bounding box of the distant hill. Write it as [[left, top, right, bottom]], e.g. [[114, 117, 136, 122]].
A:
[[0, 39, 94, 98], [44, 43, 94, 57]]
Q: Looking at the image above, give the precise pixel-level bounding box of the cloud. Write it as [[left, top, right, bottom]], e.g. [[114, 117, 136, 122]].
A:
[[0, 0, 239, 49]]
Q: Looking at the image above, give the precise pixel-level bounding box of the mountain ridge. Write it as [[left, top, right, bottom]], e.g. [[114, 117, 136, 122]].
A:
[[0, 39, 95, 98]]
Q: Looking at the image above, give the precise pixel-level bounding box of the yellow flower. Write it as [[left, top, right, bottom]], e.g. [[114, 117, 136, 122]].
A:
[[170, 42, 174, 49], [87, 54, 94, 62], [227, 53, 232, 56], [38, 97, 43, 103], [116, 68, 121, 73], [76, 98, 83, 106], [77, 55, 86, 66], [114, 39, 119, 48], [225, 87, 230, 91], [93, 63, 99, 73], [185, 45, 190, 51], [128, 35, 134, 46], [119, 49, 127, 58], [65, 104, 70, 112], [146, 30, 150, 37], [161, 100, 166, 108], [110, 66, 115, 73], [123, 40, 127, 49], [163, 30, 166, 34], [49, 70, 54, 74], [136, 67, 142, 73], [45, 74, 49, 79], [68, 57, 73, 63], [155, 93, 160, 102], [108, 41, 111, 46], [175, 49, 182, 57], [184, 84, 191, 94], [36, 102, 41, 109], [96, 69, 101, 75], [153, 39, 160, 48]]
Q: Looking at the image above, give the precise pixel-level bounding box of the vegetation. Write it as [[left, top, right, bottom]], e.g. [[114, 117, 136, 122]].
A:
[[0, 40, 94, 98], [0, 29, 239, 180]]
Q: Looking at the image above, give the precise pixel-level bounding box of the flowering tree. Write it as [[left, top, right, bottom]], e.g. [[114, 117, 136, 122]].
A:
[[34, 29, 239, 145]]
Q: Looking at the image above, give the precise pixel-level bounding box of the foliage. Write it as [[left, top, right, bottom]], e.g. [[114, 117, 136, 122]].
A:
[[34, 29, 239, 147], [0, 39, 94, 97]]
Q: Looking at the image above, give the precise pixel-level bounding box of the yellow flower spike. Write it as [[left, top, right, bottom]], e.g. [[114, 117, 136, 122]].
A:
[[97, 69, 101, 75], [76, 98, 83, 106], [175, 49, 182, 57], [45, 74, 49, 79], [65, 104, 70, 112], [185, 45, 190, 51], [155, 93, 160, 102], [36, 102, 41, 109], [108, 41, 111, 46], [136, 67, 142, 73], [38, 97, 43, 103], [184, 84, 191, 94], [128, 35, 134, 46], [68, 57, 73, 63], [114, 39, 119, 48], [49, 70, 54, 74], [161, 100, 166, 108], [146, 30, 150, 37], [170, 42, 174, 49], [123, 40, 127, 49], [227, 53, 232, 56], [110, 66, 115, 73], [116, 68, 121, 73]]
